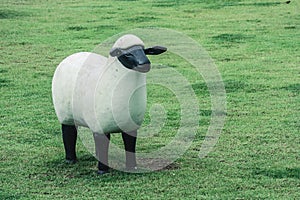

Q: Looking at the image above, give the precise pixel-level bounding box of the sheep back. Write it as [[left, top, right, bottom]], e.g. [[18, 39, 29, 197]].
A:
[[52, 52, 147, 134]]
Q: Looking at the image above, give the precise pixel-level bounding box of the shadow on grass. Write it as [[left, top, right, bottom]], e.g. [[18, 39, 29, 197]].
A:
[[242, 2, 282, 7], [0, 190, 27, 200], [67, 26, 88, 31], [0, 69, 10, 87], [224, 80, 268, 93], [191, 82, 208, 96], [205, 1, 290, 9], [192, 80, 267, 94], [126, 16, 158, 23], [200, 109, 212, 117], [280, 83, 300, 94], [45, 154, 180, 180], [151, 1, 181, 7], [0, 9, 29, 19], [0, 69, 8, 73], [94, 24, 117, 31], [0, 78, 12, 87], [212, 33, 255, 44], [253, 167, 300, 179]]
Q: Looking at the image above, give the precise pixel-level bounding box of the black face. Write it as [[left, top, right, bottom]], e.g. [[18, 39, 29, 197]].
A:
[[117, 46, 150, 73], [110, 45, 167, 73]]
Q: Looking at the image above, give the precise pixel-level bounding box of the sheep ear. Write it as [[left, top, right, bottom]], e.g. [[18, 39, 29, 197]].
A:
[[110, 48, 123, 57], [144, 46, 167, 55]]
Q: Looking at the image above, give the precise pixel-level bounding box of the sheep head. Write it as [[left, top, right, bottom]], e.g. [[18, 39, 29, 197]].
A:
[[109, 34, 167, 73]]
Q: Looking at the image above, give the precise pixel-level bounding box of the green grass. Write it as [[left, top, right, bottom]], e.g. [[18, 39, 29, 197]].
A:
[[1, 0, 299, 199]]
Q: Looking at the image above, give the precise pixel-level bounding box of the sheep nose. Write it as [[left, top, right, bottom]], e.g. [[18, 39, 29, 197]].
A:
[[136, 63, 151, 73]]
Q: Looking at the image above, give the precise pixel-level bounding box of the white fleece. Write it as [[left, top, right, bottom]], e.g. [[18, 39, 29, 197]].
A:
[[52, 35, 147, 134]]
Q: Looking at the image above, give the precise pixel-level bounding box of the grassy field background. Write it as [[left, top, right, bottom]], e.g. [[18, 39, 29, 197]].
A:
[[1, 0, 299, 199]]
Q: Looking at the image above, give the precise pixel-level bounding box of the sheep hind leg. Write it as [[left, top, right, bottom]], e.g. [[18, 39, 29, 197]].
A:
[[93, 133, 111, 175], [122, 130, 137, 171], [62, 124, 77, 164]]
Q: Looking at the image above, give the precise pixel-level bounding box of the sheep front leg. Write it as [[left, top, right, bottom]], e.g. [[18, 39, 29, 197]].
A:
[[93, 133, 111, 175], [62, 124, 77, 163], [122, 130, 137, 171]]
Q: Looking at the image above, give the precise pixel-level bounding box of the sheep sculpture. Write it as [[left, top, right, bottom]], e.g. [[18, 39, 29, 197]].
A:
[[52, 34, 167, 174]]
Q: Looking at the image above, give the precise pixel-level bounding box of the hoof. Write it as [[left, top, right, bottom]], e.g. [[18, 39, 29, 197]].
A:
[[65, 159, 77, 164], [97, 170, 110, 175], [126, 166, 138, 172]]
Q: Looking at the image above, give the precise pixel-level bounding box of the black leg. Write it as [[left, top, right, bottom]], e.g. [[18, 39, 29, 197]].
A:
[[93, 133, 110, 174], [122, 130, 137, 170], [62, 124, 77, 163]]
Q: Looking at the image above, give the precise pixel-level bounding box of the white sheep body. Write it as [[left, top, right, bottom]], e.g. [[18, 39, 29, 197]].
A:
[[52, 35, 147, 134]]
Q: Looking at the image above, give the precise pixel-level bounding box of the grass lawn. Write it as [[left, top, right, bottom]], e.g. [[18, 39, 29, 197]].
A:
[[1, 0, 299, 199]]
